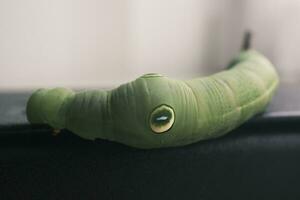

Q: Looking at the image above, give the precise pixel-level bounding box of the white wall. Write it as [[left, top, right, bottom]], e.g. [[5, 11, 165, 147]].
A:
[[0, 0, 131, 90], [0, 0, 298, 91], [128, 0, 231, 77]]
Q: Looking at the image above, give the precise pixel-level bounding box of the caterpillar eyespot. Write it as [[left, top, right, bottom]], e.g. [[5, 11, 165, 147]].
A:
[[149, 105, 175, 134]]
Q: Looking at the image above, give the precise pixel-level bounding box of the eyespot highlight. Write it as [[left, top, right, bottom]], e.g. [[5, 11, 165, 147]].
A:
[[149, 105, 175, 134]]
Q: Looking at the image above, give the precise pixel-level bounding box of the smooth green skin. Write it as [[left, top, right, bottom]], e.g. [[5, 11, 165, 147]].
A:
[[26, 50, 279, 149]]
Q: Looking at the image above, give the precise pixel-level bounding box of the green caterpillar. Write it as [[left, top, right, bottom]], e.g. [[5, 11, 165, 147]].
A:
[[26, 49, 279, 149]]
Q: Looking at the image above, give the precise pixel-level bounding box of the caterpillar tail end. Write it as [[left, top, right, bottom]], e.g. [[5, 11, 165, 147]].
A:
[[242, 30, 252, 51], [26, 88, 74, 129]]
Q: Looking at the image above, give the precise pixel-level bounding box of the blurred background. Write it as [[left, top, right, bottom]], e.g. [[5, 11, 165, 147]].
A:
[[0, 0, 298, 91]]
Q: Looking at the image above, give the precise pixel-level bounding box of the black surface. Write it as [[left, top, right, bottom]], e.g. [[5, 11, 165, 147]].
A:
[[1, 84, 300, 200]]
